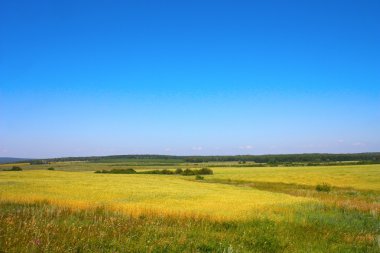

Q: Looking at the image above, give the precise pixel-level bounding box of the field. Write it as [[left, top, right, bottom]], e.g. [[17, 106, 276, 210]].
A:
[[0, 162, 379, 252]]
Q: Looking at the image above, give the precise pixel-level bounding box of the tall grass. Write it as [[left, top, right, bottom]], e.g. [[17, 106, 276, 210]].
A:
[[0, 201, 378, 252]]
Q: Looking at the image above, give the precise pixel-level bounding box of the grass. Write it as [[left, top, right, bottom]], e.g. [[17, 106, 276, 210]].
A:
[[316, 183, 332, 192], [209, 165, 380, 191], [0, 170, 311, 220], [0, 201, 378, 252], [0, 163, 379, 252]]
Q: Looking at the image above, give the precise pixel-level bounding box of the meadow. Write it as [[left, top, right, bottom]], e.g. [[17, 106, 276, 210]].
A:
[[0, 161, 379, 252]]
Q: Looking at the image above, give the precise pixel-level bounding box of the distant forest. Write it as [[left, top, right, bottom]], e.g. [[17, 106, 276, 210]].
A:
[[26, 152, 380, 165]]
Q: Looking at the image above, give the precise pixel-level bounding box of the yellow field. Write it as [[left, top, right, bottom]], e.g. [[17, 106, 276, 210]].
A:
[[1, 164, 379, 221], [211, 165, 380, 191], [0, 170, 313, 220]]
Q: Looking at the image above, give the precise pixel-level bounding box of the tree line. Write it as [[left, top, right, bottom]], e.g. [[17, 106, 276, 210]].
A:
[[28, 152, 380, 165]]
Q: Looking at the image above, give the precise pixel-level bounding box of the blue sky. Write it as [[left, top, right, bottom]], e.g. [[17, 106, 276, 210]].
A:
[[1, 0, 379, 158]]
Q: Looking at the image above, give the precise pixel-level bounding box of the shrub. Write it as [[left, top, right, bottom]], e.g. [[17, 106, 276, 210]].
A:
[[175, 168, 183, 174], [95, 168, 136, 174], [2, 166, 22, 171], [182, 169, 195, 176], [177, 168, 214, 176], [143, 170, 159, 174], [197, 168, 213, 175], [132, 169, 177, 175], [7, 166, 22, 171], [161, 169, 174, 175], [316, 183, 331, 192], [195, 175, 204, 180], [47, 167, 55, 171]]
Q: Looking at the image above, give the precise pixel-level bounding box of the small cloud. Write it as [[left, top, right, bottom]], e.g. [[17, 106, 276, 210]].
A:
[[337, 139, 345, 144], [239, 145, 254, 150], [164, 147, 171, 152], [192, 146, 203, 151]]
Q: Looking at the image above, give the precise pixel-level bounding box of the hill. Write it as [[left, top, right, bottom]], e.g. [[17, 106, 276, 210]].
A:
[[26, 152, 380, 164], [0, 157, 31, 164]]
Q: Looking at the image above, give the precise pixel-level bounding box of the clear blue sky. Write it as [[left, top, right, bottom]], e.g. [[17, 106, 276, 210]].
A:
[[1, 0, 379, 158]]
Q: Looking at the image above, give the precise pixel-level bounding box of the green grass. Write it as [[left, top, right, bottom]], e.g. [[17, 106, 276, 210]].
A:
[[0, 201, 378, 253]]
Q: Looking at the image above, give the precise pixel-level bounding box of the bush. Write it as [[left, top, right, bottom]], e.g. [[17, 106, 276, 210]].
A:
[[175, 168, 183, 174], [4, 166, 23, 171], [197, 168, 213, 175], [47, 167, 55, 171], [95, 168, 136, 174], [140, 170, 162, 174], [12, 166, 22, 171], [316, 183, 331, 192], [117, 169, 178, 175], [179, 168, 214, 176], [195, 175, 204, 180], [182, 169, 195, 176], [161, 169, 174, 175]]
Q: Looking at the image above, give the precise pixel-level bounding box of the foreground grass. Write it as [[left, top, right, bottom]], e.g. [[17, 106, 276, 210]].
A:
[[0, 201, 379, 253]]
